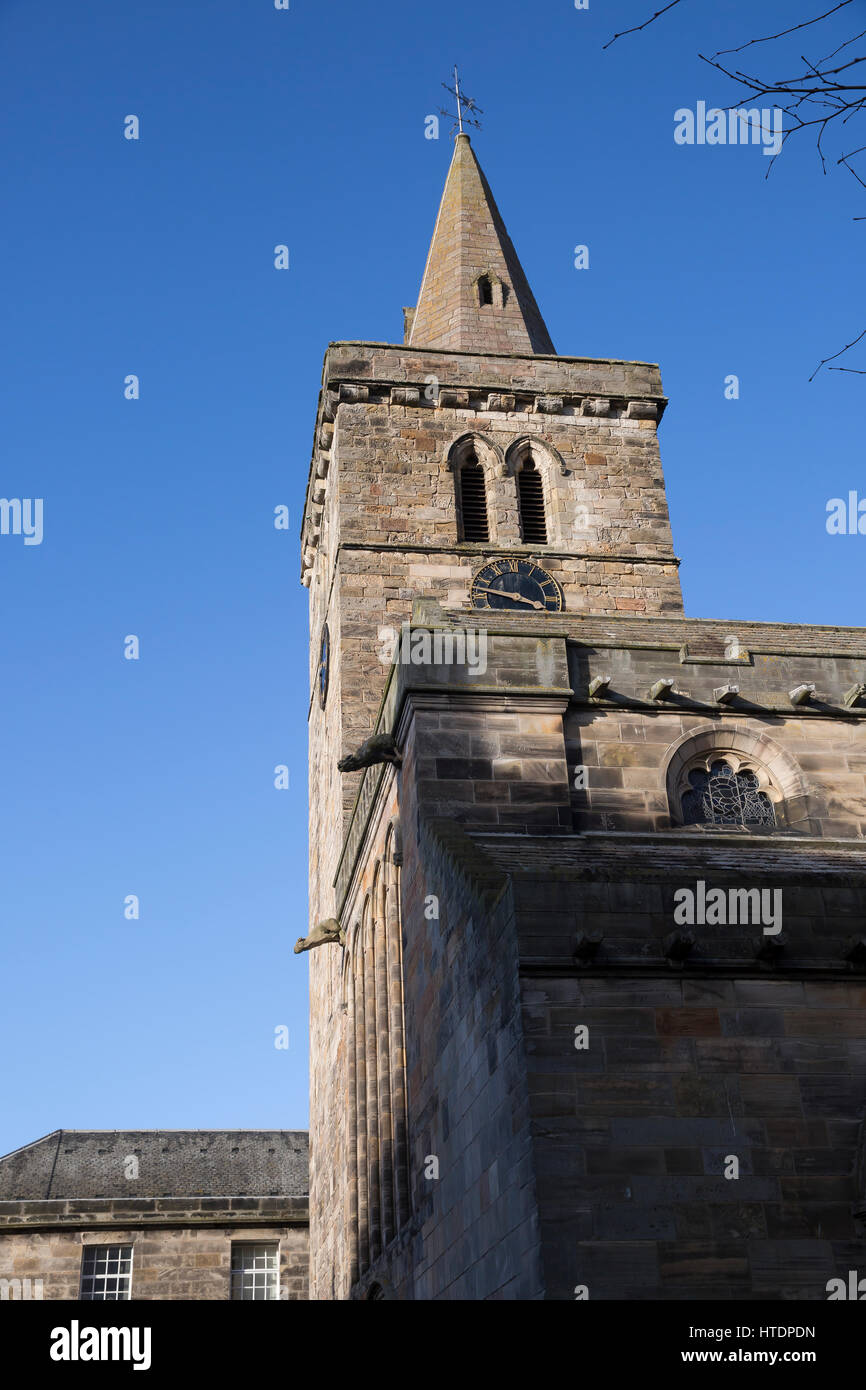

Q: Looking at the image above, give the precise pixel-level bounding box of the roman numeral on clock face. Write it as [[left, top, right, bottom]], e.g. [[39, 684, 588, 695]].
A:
[[470, 558, 563, 613]]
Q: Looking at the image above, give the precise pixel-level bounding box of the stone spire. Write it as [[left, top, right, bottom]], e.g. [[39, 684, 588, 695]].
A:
[[407, 133, 555, 356]]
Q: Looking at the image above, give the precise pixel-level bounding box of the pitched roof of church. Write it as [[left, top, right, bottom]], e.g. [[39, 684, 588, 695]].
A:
[[408, 132, 555, 356], [0, 1130, 309, 1200]]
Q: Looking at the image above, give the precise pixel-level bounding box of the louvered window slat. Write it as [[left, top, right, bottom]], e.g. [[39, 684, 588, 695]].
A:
[[460, 460, 489, 542], [518, 462, 547, 544]]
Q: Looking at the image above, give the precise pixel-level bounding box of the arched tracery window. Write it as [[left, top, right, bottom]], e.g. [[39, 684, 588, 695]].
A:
[[681, 759, 776, 828], [666, 728, 810, 834]]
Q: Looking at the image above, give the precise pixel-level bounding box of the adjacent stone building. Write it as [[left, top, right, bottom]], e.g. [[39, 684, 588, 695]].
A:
[[300, 132, 866, 1299], [0, 1130, 308, 1300]]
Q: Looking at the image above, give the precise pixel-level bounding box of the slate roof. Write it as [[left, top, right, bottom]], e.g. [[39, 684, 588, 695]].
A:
[[0, 1131, 309, 1200], [471, 832, 866, 880], [409, 133, 555, 356]]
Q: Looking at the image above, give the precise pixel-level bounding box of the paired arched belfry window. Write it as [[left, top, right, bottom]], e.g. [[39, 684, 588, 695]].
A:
[[517, 457, 548, 544], [458, 450, 490, 542], [450, 434, 556, 547]]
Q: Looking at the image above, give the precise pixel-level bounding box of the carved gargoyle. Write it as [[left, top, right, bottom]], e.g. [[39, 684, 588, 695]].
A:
[[337, 732, 402, 774], [294, 918, 345, 955]]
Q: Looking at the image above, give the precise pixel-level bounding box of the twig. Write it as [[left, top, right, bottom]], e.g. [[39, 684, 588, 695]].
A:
[[711, 2, 853, 60], [810, 325, 866, 380], [603, 0, 684, 50]]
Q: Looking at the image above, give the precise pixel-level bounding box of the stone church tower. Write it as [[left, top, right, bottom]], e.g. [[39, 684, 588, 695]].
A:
[[299, 133, 866, 1300]]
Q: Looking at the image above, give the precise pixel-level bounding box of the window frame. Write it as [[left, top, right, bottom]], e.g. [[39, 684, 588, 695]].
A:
[[673, 753, 785, 831], [515, 452, 549, 545], [229, 1241, 281, 1301], [457, 452, 490, 542], [79, 1244, 134, 1301]]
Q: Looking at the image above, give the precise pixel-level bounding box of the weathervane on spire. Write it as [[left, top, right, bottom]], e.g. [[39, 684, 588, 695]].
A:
[[439, 66, 483, 138]]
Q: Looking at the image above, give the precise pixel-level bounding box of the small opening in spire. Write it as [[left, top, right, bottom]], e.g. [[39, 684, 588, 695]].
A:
[[478, 275, 494, 307]]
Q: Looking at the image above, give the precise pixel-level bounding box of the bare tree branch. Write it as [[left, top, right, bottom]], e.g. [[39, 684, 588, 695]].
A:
[[817, 24, 866, 66], [711, 2, 854, 59], [602, 0, 685, 51], [809, 326, 866, 380], [609, 3, 865, 378]]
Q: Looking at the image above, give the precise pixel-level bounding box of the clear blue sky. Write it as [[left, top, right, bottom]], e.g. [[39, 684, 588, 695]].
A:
[[1, 0, 862, 1158]]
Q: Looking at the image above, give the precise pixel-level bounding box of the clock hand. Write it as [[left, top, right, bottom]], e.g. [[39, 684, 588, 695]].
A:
[[474, 584, 543, 609]]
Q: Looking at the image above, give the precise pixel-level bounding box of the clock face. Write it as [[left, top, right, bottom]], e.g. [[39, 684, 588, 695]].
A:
[[470, 558, 563, 613], [319, 624, 330, 707]]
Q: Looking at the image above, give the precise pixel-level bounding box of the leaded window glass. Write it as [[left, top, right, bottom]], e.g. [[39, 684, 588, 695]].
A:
[[230, 1243, 279, 1301], [79, 1245, 133, 1300], [681, 760, 776, 828]]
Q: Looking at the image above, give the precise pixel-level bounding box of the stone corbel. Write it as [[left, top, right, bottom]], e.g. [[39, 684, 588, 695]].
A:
[[534, 395, 564, 415], [581, 398, 610, 417], [589, 674, 612, 697], [339, 384, 369, 403], [438, 388, 470, 409], [572, 931, 603, 963], [391, 386, 420, 406], [627, 400, 658, 421], [755, 933, 787, 963], [649, 678, 677, 701], [789, 684, 816, 706], [713, 684, 739, 705], [664, 930, 695, 963]]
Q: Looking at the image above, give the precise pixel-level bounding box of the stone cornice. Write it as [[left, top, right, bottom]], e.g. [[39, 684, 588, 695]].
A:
[[330, 598, 866, 913], [337, 541, 681, 566], [299, 340, 669, 585], [0, 1194, 309, 1232], [423, 602, 866, 660]]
